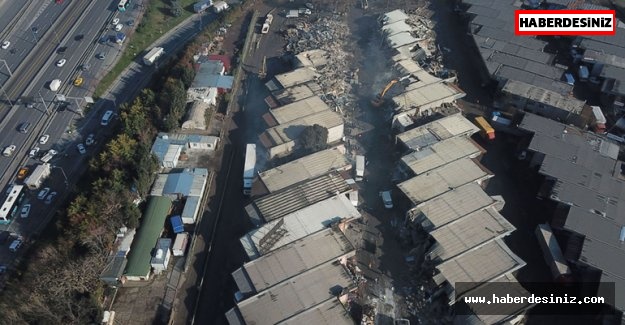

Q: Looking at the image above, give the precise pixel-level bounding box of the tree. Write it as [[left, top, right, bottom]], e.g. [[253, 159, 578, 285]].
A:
[[299, 124, 328, 154]]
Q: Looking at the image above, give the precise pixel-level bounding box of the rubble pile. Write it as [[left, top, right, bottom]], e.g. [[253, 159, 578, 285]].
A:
[[402, 8, 452, 79], [283, 15, 359, 113]]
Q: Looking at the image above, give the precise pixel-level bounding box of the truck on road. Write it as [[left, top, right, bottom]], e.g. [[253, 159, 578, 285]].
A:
[[24, 163, 51, 190], [243, 144, 256, 195], [355, 155, 365, 181], [261, 14, 273, 34], [143, 47, 164, 66], [474, 116, 495, 140], [172, 232, 189, 256]]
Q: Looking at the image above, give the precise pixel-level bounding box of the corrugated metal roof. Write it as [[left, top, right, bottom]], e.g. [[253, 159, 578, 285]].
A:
[[401, 137, 483, 176], [411, 182, 496, 230], [428, 207, 515, 262], [394, 82, 465, 112], [270, 96, 330, 124], [254, 173, 351, 222], [437, 239, 526, 301], [236, 227, 354, 294], [150, 168, 209, 197], [398, 158, 493, 205], [240, 195, 360, 258], [124, 197, 172, 277], [259, 146, 350, 193], [502, 80, 586, 113], [273, 83, 317, 105], [278, 299, 353, 325], [274, 68, 319, 89], [236, 261, 354, 325], [261, 110, 343, 147], [381, 9, 409, 25], [397, 114, 479, 151]]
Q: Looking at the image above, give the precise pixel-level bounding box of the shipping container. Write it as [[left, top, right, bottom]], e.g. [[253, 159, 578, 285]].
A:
[[172, 232, 189, 257]]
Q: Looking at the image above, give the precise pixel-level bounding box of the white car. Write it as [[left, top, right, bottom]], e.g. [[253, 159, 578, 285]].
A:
[[76, 143, 86, 154], [38, 187, 51, 200], [2, 145, 16, 157], [39, 134, 50, 144], [56, 59, 67, 67], [20, 204, 31, 218], [115, 24, 123, 32], [29, 147, 40, 158], [1, 41, 9, 49], [112, 18, 120, 25]]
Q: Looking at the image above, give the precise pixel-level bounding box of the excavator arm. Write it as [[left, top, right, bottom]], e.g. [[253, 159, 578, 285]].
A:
[[372, 75, 410, 107]]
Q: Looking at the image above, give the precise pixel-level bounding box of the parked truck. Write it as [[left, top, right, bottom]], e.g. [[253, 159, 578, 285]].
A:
[[286, 10, 299, 18], [193, 0, 212, 13], [24, 163, 51, 190], [243, 144, 256, 195], [143, 47, 164, 66], [355, 155, 365, 181], [474, 116, 495, 140], [172, 232, 189, 256]]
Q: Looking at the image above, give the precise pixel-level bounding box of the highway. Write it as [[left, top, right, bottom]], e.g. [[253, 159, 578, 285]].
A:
[[0, 0, 144, 264]]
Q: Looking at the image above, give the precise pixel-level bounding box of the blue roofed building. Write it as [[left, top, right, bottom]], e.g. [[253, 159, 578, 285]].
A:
[[151, 132, 219, 168], [187, 59, 234, 104], [150, 168, 209, 224]]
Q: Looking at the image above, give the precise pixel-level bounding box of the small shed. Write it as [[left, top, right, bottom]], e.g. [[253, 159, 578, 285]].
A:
[[150, 238, 172, 275], [213, 0, 229, 13], [170, 215, 184, 233]]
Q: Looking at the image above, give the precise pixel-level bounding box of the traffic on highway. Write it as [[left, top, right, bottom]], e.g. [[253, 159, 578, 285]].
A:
[[0, 0, 141, 273]]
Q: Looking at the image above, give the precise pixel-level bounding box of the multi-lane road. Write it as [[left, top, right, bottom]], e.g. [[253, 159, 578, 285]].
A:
[[0, 0, 144, 264]]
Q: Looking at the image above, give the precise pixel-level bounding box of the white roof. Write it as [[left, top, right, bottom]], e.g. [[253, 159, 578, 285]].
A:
[[240, 195, 360, 258], [237, 261, 353, 325], [382, 20, 413, 36], [295, 49, 329, 68], [278, 299, 352, 325], [238, 228, 354, 292], [259, 146, 349, 193], [398, 158, 493, 205], [387, 32, 418, 48], [270, 96, 329, 124], [401, 137, 483, 175]]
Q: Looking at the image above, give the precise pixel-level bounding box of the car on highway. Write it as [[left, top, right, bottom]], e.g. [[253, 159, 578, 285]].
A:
[[76, 143, 86, 154], [73, 76, 83, 87], [85, 133, 95, 146], [115, 24, 123, 32], [98, 36, 109, 44], [18, 122, 31, 133], [45, 192, 57, 205], [38, 187, 50, 200], [39, 134, 50, 144], [113, 18, 120, 25], [40, 149, 57, 163], [74, 34, 84, 41], [29, 147, 40, 158], [9, 237, 23, 252], [2, 145, 16, 157], [1, 41, 9, 49], [56, 46, 67, 54], [20, 204, 31, 218], [5, 184, 14, 195], [79, 63, 91, 71], [96, 52, 106, 60], [56, 59, 67, 67], [49, 79, 61, 91], [17, 167, 29, 180]]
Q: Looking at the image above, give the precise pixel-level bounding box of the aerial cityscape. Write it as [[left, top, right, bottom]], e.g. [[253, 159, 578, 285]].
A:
[[0, 0, 624, 324]]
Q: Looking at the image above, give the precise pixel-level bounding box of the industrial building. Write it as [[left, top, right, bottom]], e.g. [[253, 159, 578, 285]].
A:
[[99, 229, 136, 287], [151, 133, 219, 168], [150, 168, 209, 224], [399, 136, 484, 177], [257, 145, 351, 193], [239, 194, 361, 260], [395, 113, 479, 151], [225, 260, 354, 325], [397, 157, 493, 205], [264, 96, 330, 126], [259, 109, 344, 159], [232, 227, 355, 297], [519, 113, 625, 317], [500, 80, 587, 126], [294, 49, 329, 70], [268, 83, 321, 107], [456, 0, 572, 95], [265, 67, 319, 91], [246, 172, 353, 226], [434, 239, 526, 303]]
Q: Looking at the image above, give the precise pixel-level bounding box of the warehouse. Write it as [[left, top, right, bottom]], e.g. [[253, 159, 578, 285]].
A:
[[396, 113, 479, 151]]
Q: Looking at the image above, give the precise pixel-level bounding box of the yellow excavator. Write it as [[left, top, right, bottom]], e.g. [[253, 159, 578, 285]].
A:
[[371, 75, 411, 107]]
